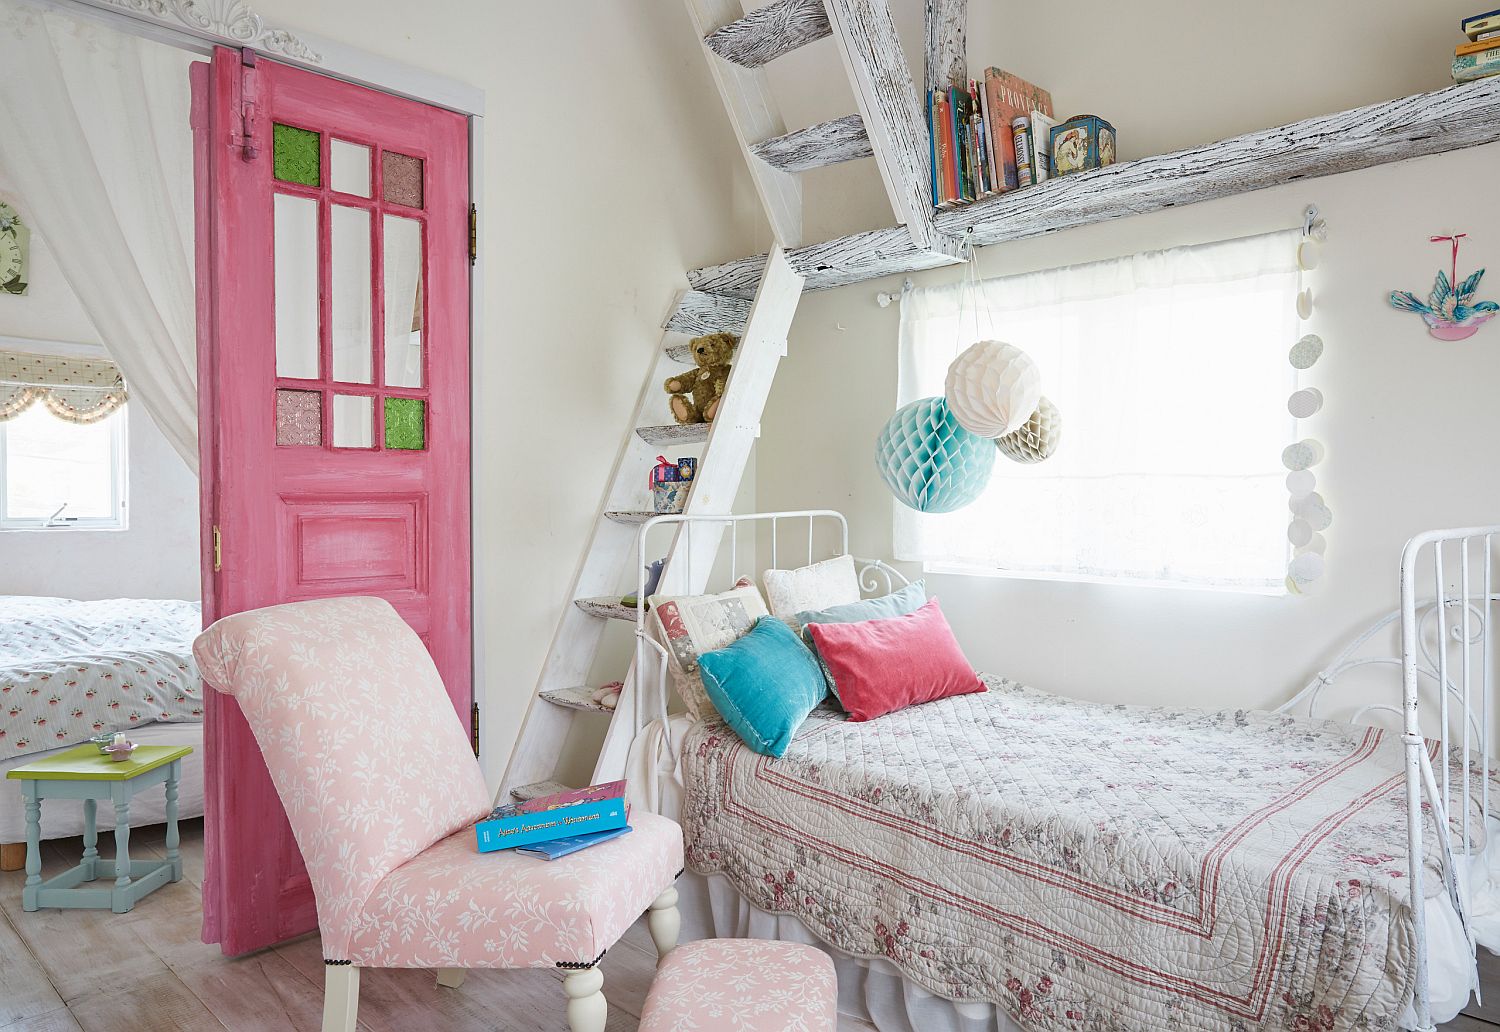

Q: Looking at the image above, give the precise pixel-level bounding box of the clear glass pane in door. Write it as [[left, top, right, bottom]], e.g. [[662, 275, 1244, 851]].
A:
[[331, 394, 373, 448], [383, 214, 423, 388], [331, 205, 373, 384], [330, 139, 371, 197], [273, 194, 319, 379]]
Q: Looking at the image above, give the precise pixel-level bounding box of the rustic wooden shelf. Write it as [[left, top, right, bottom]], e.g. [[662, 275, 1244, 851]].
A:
[[685, 76, 1500, 298], [573, 597, 638, 621], [539, 686, 614, 714], [636, 423, 710, 446]]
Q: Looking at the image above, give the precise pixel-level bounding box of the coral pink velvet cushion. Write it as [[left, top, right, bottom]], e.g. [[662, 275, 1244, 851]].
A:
[[805, 598, 983, 721]]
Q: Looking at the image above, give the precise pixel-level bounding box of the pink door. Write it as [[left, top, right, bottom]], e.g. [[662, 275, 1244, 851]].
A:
[[194, 48, 472, 955]]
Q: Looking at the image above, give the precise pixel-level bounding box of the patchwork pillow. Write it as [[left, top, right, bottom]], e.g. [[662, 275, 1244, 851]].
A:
[[649, 580, 770, 719], [805, 598, 984, 721], [762, 554, 860, 627], [794, 579, 927, 700], [697, 616, 826, 757]]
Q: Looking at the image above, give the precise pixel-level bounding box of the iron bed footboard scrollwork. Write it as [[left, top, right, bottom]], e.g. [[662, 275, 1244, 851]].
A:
[[1279, 526, 1500, 1031]]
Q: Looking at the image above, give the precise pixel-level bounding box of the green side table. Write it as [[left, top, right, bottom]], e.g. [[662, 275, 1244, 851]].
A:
[[7, 743, 193, 913]]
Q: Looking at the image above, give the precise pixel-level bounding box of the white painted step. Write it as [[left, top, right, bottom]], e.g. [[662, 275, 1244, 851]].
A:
[[574, 596, 637, 621], [510, 779, 574, 802], [663, 290, 752, 337], [750, 114, 872, 173], [701, 0, 830, 68], [539, 685, 614, 714], [636, 423, 709, 446], [604, 510, 655, 526]]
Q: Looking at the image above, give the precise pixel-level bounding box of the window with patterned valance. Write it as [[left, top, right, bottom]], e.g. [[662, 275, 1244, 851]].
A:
[[0, 349, 128, 424]]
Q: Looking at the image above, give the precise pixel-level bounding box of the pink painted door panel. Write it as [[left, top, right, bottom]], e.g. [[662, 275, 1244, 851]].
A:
[[194, 48, 471, 956]]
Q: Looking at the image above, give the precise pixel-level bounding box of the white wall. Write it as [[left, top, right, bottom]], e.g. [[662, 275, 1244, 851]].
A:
[[757, 134, 1500, 718], [0, 400, 201, 600]]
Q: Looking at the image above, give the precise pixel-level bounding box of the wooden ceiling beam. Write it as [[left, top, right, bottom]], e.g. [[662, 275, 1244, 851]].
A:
[[923, 0, 967, 96], [688, 77, 1500, 296], [701, 0, 831, 68], [750, 114, 874, 173]]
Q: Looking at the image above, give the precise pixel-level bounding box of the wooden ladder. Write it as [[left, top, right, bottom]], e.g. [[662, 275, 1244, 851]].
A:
[[500, 0, 951, 800]]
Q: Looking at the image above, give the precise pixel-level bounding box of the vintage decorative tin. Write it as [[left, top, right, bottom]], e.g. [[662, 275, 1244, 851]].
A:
[[677, 457, 697, 481], [651, 480, 690, 513], [1049, 114, 1116, 177], [1011, 117, 1033, 188]]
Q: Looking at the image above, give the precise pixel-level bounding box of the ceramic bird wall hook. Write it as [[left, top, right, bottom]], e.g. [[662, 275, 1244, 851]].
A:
[[1389, 232, 1499, 341]]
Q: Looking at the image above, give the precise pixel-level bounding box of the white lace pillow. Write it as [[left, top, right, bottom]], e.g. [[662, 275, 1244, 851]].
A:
[[649, 579, 769, 719], [762, 554, 861, 628]]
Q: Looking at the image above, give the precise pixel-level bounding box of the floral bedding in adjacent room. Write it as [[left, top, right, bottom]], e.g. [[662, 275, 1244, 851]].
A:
[[682, 676, 1482, 1032], [0, 596, 203, 756]]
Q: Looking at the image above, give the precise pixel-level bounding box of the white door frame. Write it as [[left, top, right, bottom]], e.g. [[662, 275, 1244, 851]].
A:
[[45, 0, 499, 781]]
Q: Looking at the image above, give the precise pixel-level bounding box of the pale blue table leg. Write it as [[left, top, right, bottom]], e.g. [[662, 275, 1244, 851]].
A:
[[165, 760, 181, 882], [112, 782, 131, 914], [80, 798, 98, 882], [21, 783, 40, 912]]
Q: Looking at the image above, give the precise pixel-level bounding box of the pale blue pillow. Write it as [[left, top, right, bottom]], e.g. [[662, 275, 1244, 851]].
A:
[[698, 616, 827, 758], [795, 580, 927, 701], [793, 579, 926, 631]]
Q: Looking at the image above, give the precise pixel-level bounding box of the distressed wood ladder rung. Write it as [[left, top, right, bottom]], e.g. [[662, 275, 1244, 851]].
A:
[[702, 0, 831, 67], [750, 114, 873, 174]]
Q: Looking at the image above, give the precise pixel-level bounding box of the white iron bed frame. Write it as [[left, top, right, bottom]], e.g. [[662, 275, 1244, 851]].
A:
[[610, 511, 1497, 1032]]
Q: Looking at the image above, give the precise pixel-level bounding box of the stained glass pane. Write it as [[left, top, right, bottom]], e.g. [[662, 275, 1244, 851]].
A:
[[383, 214, 423, 388], [273, 194, 319, 379], [273, 124, 320, 187], [332, 394, 373, 448], [382, 151, 423, 207], [331, 205, 373, 384], [275, 389, 321, 446], [330, 139, 371, 197], [384, 397, 425, 450]]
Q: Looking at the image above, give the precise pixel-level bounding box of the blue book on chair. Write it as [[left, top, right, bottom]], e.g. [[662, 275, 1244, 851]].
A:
[[516, 825, 633, 860], [474, 781, 629, 853]]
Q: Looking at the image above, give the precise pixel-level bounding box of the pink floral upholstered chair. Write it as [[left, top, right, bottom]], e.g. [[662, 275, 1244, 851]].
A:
[[194, 597, 684, 1032]]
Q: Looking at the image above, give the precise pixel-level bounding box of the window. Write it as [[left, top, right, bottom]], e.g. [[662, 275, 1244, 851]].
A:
[[0, 403, 127, 529], [897, 230, 1300, 592]]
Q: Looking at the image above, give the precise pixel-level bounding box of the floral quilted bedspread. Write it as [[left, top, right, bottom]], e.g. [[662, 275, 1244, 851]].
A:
[[682, 676, 1477, 1032], [0, 596, 203, 757]]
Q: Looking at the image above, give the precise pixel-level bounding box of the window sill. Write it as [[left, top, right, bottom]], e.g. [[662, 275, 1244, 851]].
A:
[[922, 561, 1288, 597], [0, 522, 128, 532]]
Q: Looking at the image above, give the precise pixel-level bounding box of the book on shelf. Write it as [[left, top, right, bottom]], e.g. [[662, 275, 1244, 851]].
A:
[[475, 780, 629, 854], [1463, 8, 1500, 39], [1454, 45, 1500, 82], [983, 69, 1054, 193], [516, 825, 634, 861], [1458, 35, 1500, 56]]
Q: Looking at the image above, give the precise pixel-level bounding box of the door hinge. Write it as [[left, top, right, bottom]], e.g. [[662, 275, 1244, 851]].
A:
[[470, 701, 480, 755], [212, 525, 222, 572], [469, 204, 477, 265], [236, 51, 260, 162]]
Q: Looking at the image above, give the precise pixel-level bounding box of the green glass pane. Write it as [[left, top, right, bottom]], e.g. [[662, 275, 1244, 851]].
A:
[[273, 124, 321, 186], [385, 397, 425, 450]]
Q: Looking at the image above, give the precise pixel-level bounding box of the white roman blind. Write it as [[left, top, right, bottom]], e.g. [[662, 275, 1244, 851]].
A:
[[897, 230, 1300, 592]]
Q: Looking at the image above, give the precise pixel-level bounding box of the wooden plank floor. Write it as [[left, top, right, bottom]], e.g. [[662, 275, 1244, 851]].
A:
[[0, 818, 1493, 1030], [0, 820, 878, 1031]]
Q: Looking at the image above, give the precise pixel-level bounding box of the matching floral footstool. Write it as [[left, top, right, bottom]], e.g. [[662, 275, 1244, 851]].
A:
[[639, 938, 837, 1031]]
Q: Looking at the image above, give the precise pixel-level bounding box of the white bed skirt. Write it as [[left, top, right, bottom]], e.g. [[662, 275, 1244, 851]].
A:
[[0, 722, 204, 843]]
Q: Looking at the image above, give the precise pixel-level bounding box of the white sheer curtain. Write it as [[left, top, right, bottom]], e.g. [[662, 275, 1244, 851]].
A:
[[897, 230, 1300, 592], [0, 5, 198, 472]]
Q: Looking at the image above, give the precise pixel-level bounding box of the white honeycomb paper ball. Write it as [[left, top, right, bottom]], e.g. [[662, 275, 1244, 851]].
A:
[[944, 341, 1042, 439], [995, 396, 1062, 464]]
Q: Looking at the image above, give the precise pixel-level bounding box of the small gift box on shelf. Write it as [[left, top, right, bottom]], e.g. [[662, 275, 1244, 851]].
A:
[[650, 455, 690, 513], [1049, 114, 1116, 177]]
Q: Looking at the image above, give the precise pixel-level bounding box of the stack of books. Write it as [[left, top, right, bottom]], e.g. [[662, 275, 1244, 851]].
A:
[[1455, 9, 1500, 82], [928, 68, 1052, 208], [475, 780, 631, 860]]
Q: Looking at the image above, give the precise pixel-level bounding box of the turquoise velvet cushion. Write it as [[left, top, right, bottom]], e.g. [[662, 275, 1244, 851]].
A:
[[697, 616, 828, 758], [795, 580, 927, 702]]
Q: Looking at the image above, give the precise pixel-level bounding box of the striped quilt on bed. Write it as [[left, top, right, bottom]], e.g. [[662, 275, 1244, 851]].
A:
[[681, 676, 1475, 1032]]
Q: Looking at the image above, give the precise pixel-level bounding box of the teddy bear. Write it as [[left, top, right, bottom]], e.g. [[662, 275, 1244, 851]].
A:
[[663, 331, 736, 424]]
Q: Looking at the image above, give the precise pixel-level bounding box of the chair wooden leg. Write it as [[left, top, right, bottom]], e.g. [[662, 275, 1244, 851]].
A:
[[647, 886, 681, 959], [562, 967, 606, 1032], [0, 842, 23, 872], [436, 967, 466, 989], [322, 964, 360, 1032]]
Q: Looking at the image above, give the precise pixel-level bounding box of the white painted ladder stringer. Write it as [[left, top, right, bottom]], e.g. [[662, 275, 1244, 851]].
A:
[[499, 248, 805, 802]]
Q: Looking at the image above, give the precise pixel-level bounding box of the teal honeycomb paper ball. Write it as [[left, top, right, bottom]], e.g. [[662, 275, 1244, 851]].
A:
[[875, 397, 995, 513]]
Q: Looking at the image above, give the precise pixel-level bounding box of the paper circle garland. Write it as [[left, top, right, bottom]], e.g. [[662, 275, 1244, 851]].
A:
[[944, 340, 1042, 438], [1288, 519, 1313, 547], [1297, 239, 1320, 270], [1296, 532, 1327, 556], [875, 397, 996, 513], [1286, 470, 1315, 497], [1281, 439, 1324, 471], [1288, 334, 1323, 369], [995, 396, 1062, 464], [1296, 289, 1314, 320], [1289, 552, 1325, 586], [1287, 388, 1323, 418]]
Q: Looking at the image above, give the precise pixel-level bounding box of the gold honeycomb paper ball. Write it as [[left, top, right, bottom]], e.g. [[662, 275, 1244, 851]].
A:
[[995, 396, 1062, 464]]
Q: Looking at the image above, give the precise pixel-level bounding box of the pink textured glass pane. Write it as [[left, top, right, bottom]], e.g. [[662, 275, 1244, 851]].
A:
[[382, 151, 424, 208], [276, 389, 322, 446]]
